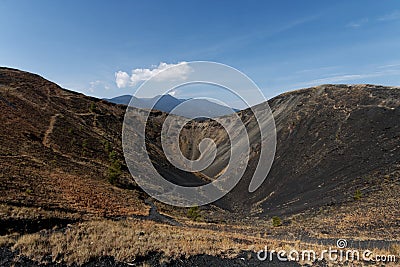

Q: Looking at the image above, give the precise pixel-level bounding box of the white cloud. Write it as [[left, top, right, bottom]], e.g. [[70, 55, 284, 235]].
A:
[[115, 62, 192, 88], [115, 71, 130, 88]]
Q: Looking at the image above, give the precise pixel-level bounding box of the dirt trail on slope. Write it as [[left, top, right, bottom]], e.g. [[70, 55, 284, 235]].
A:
[[42, 113, 60, 148]]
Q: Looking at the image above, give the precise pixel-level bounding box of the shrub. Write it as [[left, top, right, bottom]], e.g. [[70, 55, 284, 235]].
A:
[[81, 139, 89, 156], [89, 102, 96, 113], [108, 160, 121, 185], [108, 150, 121, 185], [104, 141, 111, 153], [354, 189, 362, 200], [271, 216, 282, 227], [109, 150, 117, 162], [187, 206, 201, 221], [82, 139, 88, 149]]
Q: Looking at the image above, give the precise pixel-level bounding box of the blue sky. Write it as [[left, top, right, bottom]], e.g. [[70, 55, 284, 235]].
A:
[[1, 0, 400, 102]]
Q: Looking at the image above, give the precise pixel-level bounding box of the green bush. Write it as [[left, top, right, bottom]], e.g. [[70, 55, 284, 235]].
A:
[[272, 216, 282, 227], [187, 206, 201, 221], [81, 139, 89, 156], [89, 102, 96, 113], [108, 150, 121, 185], [354, 189, 362, 200], [82, 139, 88, 149], [108, 160, 121, 185], [104, 141, 111, 153], [108, 150, 117, 161]]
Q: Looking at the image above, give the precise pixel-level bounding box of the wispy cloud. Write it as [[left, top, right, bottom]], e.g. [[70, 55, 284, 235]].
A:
[[301, 74, 375, 85], [295, 66, 341, 74], [377, 63, 400, 69], [378, 10, 400, 21], [182, 14, 321, 58], [293, 67, 400, 88], [346, 18, 369, 28], [88, 80, 111, 93], [346, 10, 400, 29], [115, 62, 192, 89]]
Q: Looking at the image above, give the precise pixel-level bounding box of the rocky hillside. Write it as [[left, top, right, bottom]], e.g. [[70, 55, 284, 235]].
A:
[[0, 67, 147, 217], [138, 83, 400, 217], [1, 67, 399, 220], [225, 84, 400, 216]]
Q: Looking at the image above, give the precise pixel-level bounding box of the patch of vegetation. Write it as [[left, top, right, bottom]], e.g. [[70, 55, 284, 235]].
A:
[[108, 150, 117, 162], [82, 139, 88, 149], [108, 150, 122, 185], [187, 206, 202, 221], [354, 189, 362, 200], [11, 219, 267, 266], [70, 137, 76, 146], [271, 216, 282, 227], [89, 102, 96, 113], [103, 140, 111, 153], [81, 139, 88, 156], [25, 189, 33, 194]]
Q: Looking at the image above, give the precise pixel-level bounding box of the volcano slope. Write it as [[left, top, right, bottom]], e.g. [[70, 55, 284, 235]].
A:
[[0, 67, 399, 265], [137, 84, 399, 215], [222, 84, 400, 216], [0, 67, 148, 218]]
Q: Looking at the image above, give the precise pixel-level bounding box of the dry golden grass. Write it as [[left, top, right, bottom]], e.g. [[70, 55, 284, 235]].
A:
[[11, 219, 265, 265], [0, 203, 80, 221], [0, 233, 19, 247], [389, 243, 400, 256], [3, 217, 398, 266]]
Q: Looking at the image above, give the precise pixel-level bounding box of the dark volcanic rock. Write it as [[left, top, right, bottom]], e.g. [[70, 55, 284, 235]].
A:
[[0, 247, 300, 267], [218, 84, 400, 216]]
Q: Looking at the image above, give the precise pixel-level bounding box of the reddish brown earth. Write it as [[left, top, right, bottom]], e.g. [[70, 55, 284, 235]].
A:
[[0, 67, 147, 217]]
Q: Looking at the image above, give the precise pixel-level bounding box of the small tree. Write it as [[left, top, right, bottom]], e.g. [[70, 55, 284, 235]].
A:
[[272, 216, 282, 227], [108, 150, 121, 185], [82, 139, 88, 156], [108, 160, 121, 185]]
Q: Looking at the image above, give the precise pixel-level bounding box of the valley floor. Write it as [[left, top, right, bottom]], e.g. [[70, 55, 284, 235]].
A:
[[1, 181, 399, 267]]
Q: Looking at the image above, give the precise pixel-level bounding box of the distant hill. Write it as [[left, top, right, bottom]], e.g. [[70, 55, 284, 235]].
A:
[[105, 94, 239, 118], [104, 95, 132, 105]]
